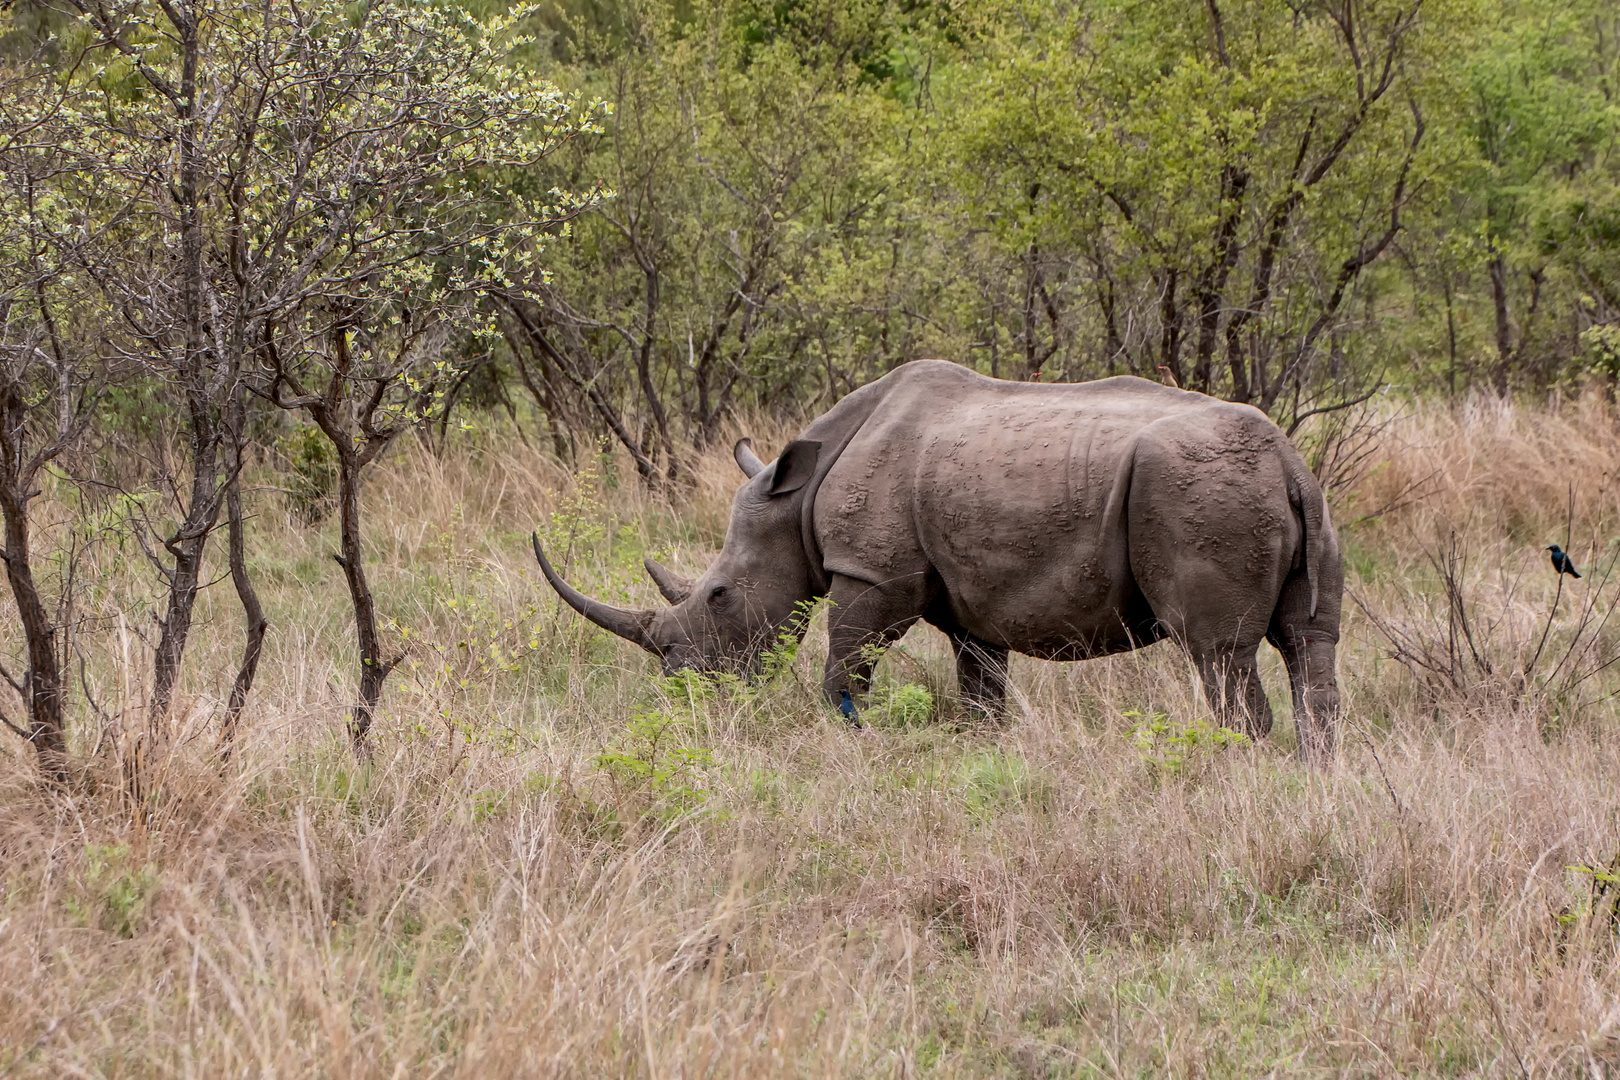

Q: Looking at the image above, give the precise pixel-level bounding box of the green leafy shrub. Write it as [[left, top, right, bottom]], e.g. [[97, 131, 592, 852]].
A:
[[64, 844, 159, 938], [594, 708, 714, 824], [758, 599, 818, 680], [277, 424, 337, 524], [1579, 324, 1620, 384], [536, 462, 609, 553], [870, 682, 936, 729], [661, 669, 741, 707], [472, 789, 507, 823], [1128, 710, 1249, 780], [957, 749, 1053, 818]]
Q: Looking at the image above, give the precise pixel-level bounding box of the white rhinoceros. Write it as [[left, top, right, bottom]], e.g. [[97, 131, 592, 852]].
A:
[[535, 360, 1342, 760]]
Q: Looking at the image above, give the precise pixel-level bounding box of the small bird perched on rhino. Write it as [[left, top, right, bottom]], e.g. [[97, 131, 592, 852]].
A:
[[532, 360, 1344, 762], [1547, 544, 1581, 578]]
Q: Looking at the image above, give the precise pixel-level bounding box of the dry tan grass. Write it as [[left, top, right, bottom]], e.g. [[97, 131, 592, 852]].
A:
[[4, 394, 1620, 1077]]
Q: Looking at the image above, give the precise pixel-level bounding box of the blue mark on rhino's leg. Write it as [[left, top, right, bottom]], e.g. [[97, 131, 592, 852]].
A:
[[822, 572, 926, 724]]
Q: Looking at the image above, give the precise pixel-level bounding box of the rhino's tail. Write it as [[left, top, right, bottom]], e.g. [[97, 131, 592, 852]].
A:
[[1286, 466, 1328, 620]]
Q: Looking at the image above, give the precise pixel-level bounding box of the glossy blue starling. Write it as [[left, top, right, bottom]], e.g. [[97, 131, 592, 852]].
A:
[[1547, 545, 1581, 579], [838, 689, 861, 726]]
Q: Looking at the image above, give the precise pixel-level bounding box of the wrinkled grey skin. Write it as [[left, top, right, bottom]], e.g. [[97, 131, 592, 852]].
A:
[[533, 360, 1343, 760]]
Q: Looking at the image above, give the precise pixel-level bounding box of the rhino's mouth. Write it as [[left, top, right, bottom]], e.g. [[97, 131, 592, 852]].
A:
[[660, 646, 753, 679]]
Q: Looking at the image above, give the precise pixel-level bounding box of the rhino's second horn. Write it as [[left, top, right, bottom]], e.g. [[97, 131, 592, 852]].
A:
[[643, 557, 693, 604]]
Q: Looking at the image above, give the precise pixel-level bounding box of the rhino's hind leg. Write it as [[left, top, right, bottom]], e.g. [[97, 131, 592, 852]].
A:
[[1270, 629, 1340, 764], [1192, 646, 1274, 739], [1268, 543, 1343, 764], [951, 632, 1010, 725]]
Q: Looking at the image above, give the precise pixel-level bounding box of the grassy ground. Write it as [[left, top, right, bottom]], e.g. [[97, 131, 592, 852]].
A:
[[4, 393, 1620, 1077]]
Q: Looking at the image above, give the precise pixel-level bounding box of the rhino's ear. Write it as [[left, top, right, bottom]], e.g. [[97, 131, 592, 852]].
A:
[[767, 440, 821, 497], [734, 437, 765, 479]]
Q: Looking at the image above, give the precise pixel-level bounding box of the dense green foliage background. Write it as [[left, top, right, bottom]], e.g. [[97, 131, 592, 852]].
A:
[[487, 0, 1620, 474], [5, 0, 1619, 471]]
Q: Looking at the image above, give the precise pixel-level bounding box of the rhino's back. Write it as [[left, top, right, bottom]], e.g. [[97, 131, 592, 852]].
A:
[[812, 361, 1298, 654]]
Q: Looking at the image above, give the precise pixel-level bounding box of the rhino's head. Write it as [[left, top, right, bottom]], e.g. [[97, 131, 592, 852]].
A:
[[532, 438, 822, 676]]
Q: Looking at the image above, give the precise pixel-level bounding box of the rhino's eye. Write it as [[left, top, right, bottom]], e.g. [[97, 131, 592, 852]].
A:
[[709, 584, 728, 603]]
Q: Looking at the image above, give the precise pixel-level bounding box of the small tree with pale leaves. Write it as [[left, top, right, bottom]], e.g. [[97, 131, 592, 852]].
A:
[[18, 0, 605, 763]]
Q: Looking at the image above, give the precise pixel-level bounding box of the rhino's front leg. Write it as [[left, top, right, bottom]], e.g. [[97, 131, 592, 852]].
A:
[[951, 631, 1010, 724], [822, 572, 924, 720]]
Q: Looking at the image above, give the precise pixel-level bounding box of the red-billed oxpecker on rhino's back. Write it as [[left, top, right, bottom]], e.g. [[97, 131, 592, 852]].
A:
[[532, 360, 1343, 761]]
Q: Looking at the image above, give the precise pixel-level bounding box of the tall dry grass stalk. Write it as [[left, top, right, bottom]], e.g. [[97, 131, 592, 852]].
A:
[[4, 395, 1620, 1076]]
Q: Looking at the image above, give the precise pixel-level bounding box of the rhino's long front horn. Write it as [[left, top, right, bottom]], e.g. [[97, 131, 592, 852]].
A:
[[734, 437, 765, 479], [531, 534, 658, 654], [643, 557, 693, 604]]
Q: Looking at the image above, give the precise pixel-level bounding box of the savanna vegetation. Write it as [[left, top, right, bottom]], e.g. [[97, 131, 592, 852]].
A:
[[3, 0, 1620, 1074]]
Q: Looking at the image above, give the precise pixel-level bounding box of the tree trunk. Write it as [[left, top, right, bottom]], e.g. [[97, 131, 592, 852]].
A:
[[1442, 273, 1458, 396], [218, 448, 266, 761], [1490, 250, 1514, 396], [332, 443, 394, 755], [502, 319, 576, 462], [632, 264, 677, 481], [1097, 273, 1123, 376], [501, 300, 662, 485], [1157, 268, 1185, 386], [1192, 165, 1248, 394], [0, 474, 68, 782], [148, 424, 222, 732]]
